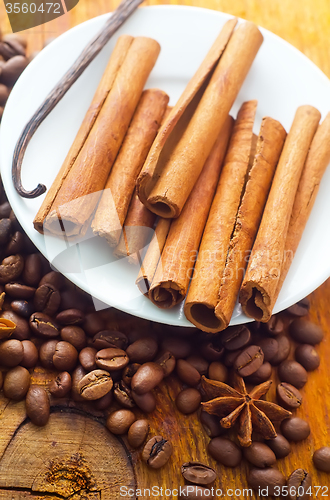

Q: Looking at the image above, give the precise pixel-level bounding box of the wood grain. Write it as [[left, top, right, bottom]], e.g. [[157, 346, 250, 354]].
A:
[[1, 0, 330, 497]]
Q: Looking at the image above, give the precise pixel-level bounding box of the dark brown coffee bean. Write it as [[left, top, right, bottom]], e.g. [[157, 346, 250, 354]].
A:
[[22, 253, 43, 287], [278, 360, 308, 389], [91, 330, 128, 350], [261, 315, 284, 336], [95, 347, 129, 371], [154, 350, 176, 376], [39, 340, 57, 369], [0, 201, 11, 219], [0, 218, 12, 245], [10, 300, 34, 318], [94, 391, 113, 410], [127, 419, 149, 448], [286, 297, 310, 317], [243, 442, 276, 468], [29, 312, 60, 338], [131, 390, 156, 413], [181, 462, 216, 486], [257, 338, 278, 362], [3, 366, 30, 400], [199, 340, 224, 361], [176, 359, 201, 386], [208, 362, 228, 382], [106, 409, 136, 435], [267, 434, 291, 458], [247, 468, 286, 494], [131, 362, 164, 394], [290, 318, 323, 344], [270, 334, 290, 365], [71, 365, 86, 402], [200, 410, 224, 438], [61, 325, 86, 351], [56, 308, 85, 326], [0, 255, 24, 284], [224, 349, 242, 367], [185, 355, 209, 376], [25, 385, 50, 426], [21, 340, 38, 368], [0, 339, 23, 367], [82, 312, 105, 337], [1, 310, 30, 340], [0, 39, 25, 59], [176, 388, 201, 414], [4, 282, 35, 300], [281, 417, 310, 441], [277, 382, 303, 409], [34, 284, 60, 316], [122, 363, 141, 386], [114, 380, 135, 408], [142, 435, 172, 468], [49, 371, 72, 398], [78, 369, 113, 400], [4, 231, 25, 256], [208, 437, 242, 467], [161, 336, 192, 358], [179, 485, 214, 499], [39, 271, 65, 291], [295, 344, 320, 371], [313, 447, 330, 472], [246, 362, 272, 384], [233, 345, 264, 377], [53, 341, 78, 371], [79, 347, 97, 371], [221, 325, 251, 351], [287, 469, 312, 500], [126, 337, 158, 363], [1, 55, 28, 85]]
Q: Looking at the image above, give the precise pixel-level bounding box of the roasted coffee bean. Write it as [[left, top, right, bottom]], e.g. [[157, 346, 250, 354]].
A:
[[127, 419, 149, 448], [142, 435, 172, 468], [179, 485, 214, 499], [25, 385, 50, 426], [39, 340, 57, 369], [78, 369, 113, 400], [267, 434, 291, 458], [295, 344, 320, 371], [246, 362, 272, 384], [185, 355, 209, 376], [21, 340, 38, 368], [313, 447, 330, 472], [290, 318, 324, 344], [199, 340, 224, 361], [39, 271, 65, 290], [61, 326, 86, 351], [53, 341, 78, 371], [176, 359, 201, 386], [221, 325, 251, 351], [270, 334, 291, 365], [0, 39, 25, 59], [3, 366, 30, 400], [257, 338, 278, 362], [106, 409, 136, 435], [154, 350, 176, 376], [131, 390, 156, 413], [82, 312, 105, 337], [224, 349, 242, 367], [5, 231, 25, 256], [0, 339, 23, 367], [161, 336, 192, 358], [122, 363, 141, 386], [4, 282, 35, 300], [114, 380, 135, 408], [49, 371, 72, 398], [286, 297, 310, 317], [261, 315, 284, 336], [0, 201, 11, 219], [281, 417, 310, 442], [22, 253, 43, 287], [29, 312, 60, 338], [0, 218, 12, 245], [91, 330, 128, 350], [287, 469, 312, 500], [247, 468, 286, 494], [208, 437, 242, 467], [233, 345, 264, 377], [56, 308, 85, 327], [181, 462, 216, 486], [131, 362, 164, 394], [95, 347, 129, 371], [71, 365, 86, 402], [243, 442, 276, 468], [1, 310, 30, 340], [126, 337, 158, 363], [208, 362, 228, 383], [34, 284, 60, 316], [10, 300, 34, 318], [176, 388, 201, 414], [3, 34, 27, 50], [79, 347, 97, 371], [278, 360, 308, 389], [94, 391, 113, 410], [277, 382, 303, 409], [0, 255, 24, 284], [200, 410, 224, 438]]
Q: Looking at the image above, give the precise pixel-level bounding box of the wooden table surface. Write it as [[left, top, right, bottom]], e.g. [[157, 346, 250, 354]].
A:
[[1, 0, 330, 498]]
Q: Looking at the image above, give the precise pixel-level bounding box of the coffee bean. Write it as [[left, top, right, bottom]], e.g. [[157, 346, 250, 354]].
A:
[[0, 218, 12, 245], [131, 390, 156, 413], [21, 340, 38, 368], [0, 201, 11, 219], [290, 318, 323, 345], [34, 284, 60, 316], [247, 468, 286, 494], [287, 469, 312, 500], [208, 437, 242, 467], [49, 371, 72, 398], [71, 365, 86, 402], [95, 347, 129, 371], [243, 442, 276, 468], [261, 315, 284, 336], [0, 84, 9, 107], [0, 255, 24, 284], [278, 360, 308, 389], [78, 369, 113, 400], [270, 335, 291, 365], [176, 359, 201, 386], [246, 362, 272, 384], [126, 337, 158, 363], [127, 419, 149, 448], [29, 312, 60, 338], [0, 339, 23, 367], [82, 312, 105, 337], [122, 363, 141, 386], [185, 355, 209, 376], [221, 325, 251, 351], [208, 362, 228, 382], [1, 310, 30, 340], [0, 40, 25, 59], [257, 338, 278, 362], [10, 299, 34, 318], [4, 366, 30, 400], [142, 435, 172, 468], [106, 409, 136, 435], [79, 347, 97, 371], [39, 340, 57, 369], [161, 336, 192, 358], [286, 297, 310, 317], [61, 325, 86, 351], [224, 349, 242, 367], [39, 271, 65, 291], [200, 410, 224, 438], [313, 447, 330, 472], [154, 350, 176, 376], [281, 417, 310, 441], [181, 462, 216, 486], [4, 231, 25, 256], [94, 391, 113, 410], [277, 382, 303, 409], [4, 282, 35, 300], [56, 308, 85, 327], [176, 388, 201, 414], [267, 434, 291, 458], [3, 33, 27, 50], [179, 485, 213, 499], [233, 345, 264, 377], [91, 330, 128, 350], [199, 340, 224, 361], [295, 344, 320, 371], [25, 385, 50, 426], [131, 362, 164, 394], [22, 253, 43, 287], [114, 380, 135, 408], [53, 341, 78, 371]]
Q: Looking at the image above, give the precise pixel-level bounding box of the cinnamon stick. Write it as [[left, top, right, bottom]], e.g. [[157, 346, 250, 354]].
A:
[[239, 105, 321, 322], [39, 36, 160, 238], [148, 115, 234, 309], [137, 20, 263, 219], [92, 88, 169, 247], [184, 101, 257, 332]]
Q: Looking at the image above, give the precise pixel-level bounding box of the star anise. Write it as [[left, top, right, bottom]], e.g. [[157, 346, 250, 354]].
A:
[[201, 374, 291, 447]]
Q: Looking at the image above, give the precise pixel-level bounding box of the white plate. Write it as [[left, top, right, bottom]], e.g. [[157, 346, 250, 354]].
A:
[[1, 5, 330, 328]]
